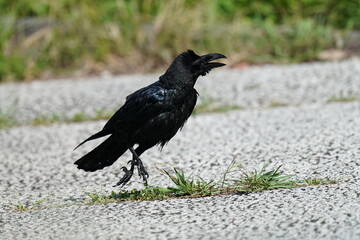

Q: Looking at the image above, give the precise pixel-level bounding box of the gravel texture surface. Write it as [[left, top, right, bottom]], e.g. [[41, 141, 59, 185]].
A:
[[0, 57, 359, 124], [1, 59, 360, 239]]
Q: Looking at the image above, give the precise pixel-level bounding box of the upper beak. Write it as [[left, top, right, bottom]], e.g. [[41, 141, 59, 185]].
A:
[[201, 53, 227, 68]]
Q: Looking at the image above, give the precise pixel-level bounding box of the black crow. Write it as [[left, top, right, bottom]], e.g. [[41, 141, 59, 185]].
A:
[[74, 50, 226, 187]]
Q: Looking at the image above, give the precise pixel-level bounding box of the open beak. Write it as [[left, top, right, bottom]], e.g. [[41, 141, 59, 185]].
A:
[[201, 53, 227, 69]]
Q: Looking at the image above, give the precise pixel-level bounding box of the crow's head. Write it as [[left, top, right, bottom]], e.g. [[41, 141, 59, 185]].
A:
[[161, 50, 226, 87], [190, 50, 227, 77]]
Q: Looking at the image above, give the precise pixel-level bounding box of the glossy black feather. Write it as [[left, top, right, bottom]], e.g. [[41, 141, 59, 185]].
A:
[[75, 135, 127, 172], [74, 50, 226, 173]]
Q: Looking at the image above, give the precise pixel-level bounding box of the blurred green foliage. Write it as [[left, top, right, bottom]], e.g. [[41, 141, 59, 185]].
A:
[[0, 0, 358, 82]]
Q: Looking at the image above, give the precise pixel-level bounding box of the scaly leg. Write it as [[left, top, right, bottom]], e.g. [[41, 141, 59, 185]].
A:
[[128, 146, 149, 183], [114, 145, 149, 187]]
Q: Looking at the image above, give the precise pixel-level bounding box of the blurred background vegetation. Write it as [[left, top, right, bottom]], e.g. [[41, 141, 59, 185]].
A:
[[0, 0, 359, 82]]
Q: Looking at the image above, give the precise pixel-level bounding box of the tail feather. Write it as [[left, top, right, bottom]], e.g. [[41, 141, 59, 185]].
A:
[[74, 129, 111, 150], [74, 135, 127, 172]]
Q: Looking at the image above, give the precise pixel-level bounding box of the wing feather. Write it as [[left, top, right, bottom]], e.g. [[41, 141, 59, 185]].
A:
[[103, 82, 168, 133]]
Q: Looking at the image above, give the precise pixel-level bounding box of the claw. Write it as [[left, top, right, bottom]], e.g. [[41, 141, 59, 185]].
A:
[[114, 165, 135, 187], [114, 172, 132, 187], [114, 154, 149, 187], [135, 160, 149, 182]]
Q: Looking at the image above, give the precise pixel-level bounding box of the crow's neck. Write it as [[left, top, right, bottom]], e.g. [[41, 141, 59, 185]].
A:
[[159, 73, 196, 90]]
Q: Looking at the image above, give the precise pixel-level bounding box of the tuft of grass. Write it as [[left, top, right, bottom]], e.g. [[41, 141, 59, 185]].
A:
[[268, 101, 289, 108], [86, 169, 218, 204], [15, 197, 49, 211], [302, 178, 337, 186], [32, 114, 61, 126], [161, 168, 218, 196], [87, 187, 174, 204], [230, 165, 298, 192], [91, 109, 114, 121], [111, 187, 175, 201], [15, 201, 27, 211], [86, 162, 337, 205], [327, 96, 359, 103], [69, 113, 87, 122]]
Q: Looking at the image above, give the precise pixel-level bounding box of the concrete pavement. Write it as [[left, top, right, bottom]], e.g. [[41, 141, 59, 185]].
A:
[[1, 58, 360, 239]]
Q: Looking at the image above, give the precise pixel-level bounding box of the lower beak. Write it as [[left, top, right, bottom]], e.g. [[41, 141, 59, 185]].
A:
[[201, 53, 227, 68]]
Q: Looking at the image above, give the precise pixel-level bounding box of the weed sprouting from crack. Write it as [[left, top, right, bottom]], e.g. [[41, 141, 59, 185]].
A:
[[302, 178, 337, 186], [86, 160, 337, 205], [327, 96, 359, 103], [229, 165, 299, 192], [15, 197, 50, 211]]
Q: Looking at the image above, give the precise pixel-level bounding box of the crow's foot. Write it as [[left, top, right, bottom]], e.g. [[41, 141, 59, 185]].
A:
[[135, 159, 149, 183], [113, 158, 148, 187], [127, 146, 149, 184], [113, 166, 134, 187]]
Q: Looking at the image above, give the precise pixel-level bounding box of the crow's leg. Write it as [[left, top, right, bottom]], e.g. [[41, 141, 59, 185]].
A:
[[113, 144, 150, 187], [128, 146, 149, 183]]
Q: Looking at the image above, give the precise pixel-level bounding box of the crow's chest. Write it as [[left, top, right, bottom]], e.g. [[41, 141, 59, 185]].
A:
[[163, 88, 198, 122], [134, 89, 198, 145]]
